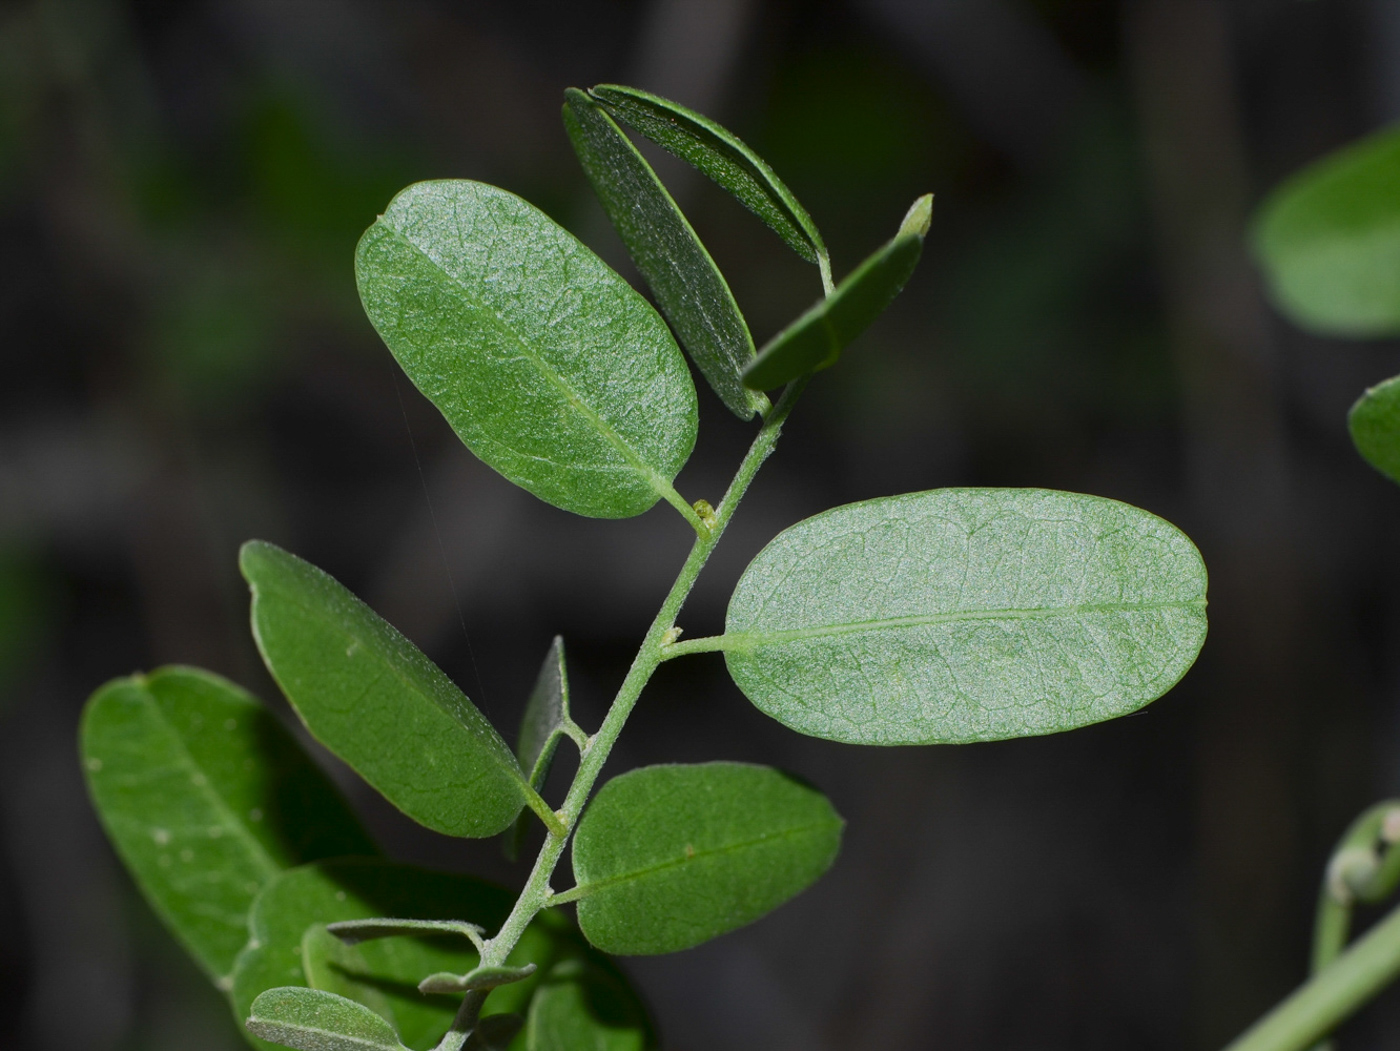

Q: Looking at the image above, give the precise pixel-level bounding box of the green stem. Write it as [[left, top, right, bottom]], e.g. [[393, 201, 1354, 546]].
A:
[[1222, 900, 1400, 1051], [658, 634, 730, 659], [433, 377, 807, 1050]]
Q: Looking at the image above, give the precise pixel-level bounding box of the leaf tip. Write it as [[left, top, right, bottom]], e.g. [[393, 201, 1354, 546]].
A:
[[899, 194, 933, 240]]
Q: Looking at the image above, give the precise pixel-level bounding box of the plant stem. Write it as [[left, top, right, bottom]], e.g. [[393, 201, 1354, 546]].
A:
[[1222, 899, 1400, 1051], [432, 377, 806, 1050]]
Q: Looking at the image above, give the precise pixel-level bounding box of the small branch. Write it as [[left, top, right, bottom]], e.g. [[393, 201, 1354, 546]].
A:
[[818, 251, 835, 297], [659, 634, 732, 659], [522, 786, 567, 838], [547, 885, 588, 906], [661, 485, 710, 536]]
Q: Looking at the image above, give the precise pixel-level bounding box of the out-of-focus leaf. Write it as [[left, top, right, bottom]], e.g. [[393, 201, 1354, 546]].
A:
[[589, 85, 827, 270], [742, 194, 931, 391], [507, 638, 572, 861], [240, 541, 531, 838], [1252, 126, 1400, 337], [246, 987, 407, 1051], [325, 919, 483, 946], [526, 957, 654, 1051], [1349, 374, 1400, 484], [356, 179, 697, 518], [570, 762, 842, 955], [723, 489, 1208, 744], [564, 90, 764, 420], [80, 666, 374, 984]]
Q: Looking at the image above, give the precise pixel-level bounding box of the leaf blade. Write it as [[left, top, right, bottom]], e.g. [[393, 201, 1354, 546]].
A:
[[240, 540, 528, 838], [724, 488, 1208, 744], [526, 957, 654, 1051], [246, 987, 406, 1051], [742, 194, 931, 391], [1349, 374, 1400, 485], [355, 179, 697, 518], [80, 666, 375, 984], [571, 762, 843, 956], [564, 89, 764, 420], [507, 637, 572, 861], [589, 84, 827, 269]]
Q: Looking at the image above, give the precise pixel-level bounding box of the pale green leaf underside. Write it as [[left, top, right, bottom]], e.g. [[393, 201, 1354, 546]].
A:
[[80, 666, 374, 984], [1349, 374, 1400, 484], [724, 489, 1208, 745], [743, 195, 930, 391], [355, 179, 697, 518], [564, 89, 764, 420], [1252, 125, 1400, 337], [246, 987, 406, 1051], [588, 84, 827, 269], [241, 541, 529, 838], [507, 637, 570, 860], [571, 762, 843, 956]]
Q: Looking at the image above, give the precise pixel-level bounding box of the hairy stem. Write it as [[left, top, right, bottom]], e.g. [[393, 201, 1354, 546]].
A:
[[433, 378, 806, 1050]]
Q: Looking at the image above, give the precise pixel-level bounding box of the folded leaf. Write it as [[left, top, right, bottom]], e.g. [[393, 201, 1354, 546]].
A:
[[1252, 125, 1400, 337], [570, 762, 843, 955], [416, 964, 535, 994], [80, 666, 374, 984], [527, 957, 654, 1051], [589, 84, 827, 269], [564, 90, 764, 420], [507, 637, 572, 861], [326, 918, 483, 947], [356, 179, 697, 518], [723, 488, 1208, 744], [246, 987, 407, 1051], [241, 541, 530, 838], [1349, 374, 1400, 485], [742, 194, 931, 391]]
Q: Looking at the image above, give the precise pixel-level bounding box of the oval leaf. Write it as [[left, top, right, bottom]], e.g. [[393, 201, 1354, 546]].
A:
[[507, 637, 573, 861], [232, 859, 546, 1051], [246, 987, 406, 1051], [80, 666, 375, 984], [564, 90, 764, 420], [356, 179, 697, 518], [241, 540, 530, 838], [588, 84, 827, 269], [570, 762, 843, 955], [527, 957, 655, 1051], [742, 194, 931, 391], [723, 489, 1208, 745], [1349, 374, 1400, 484], [1252, 126, 1400, 337]]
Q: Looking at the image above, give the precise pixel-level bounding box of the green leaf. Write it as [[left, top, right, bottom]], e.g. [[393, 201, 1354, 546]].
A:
[[741, 194, 931, 391], [246, 987, 407, 1051], [563, 90, 765, 421], [589, 84, 828, 270], [526, 958, 654, 1051], [1252, 125, 1400, 337], [570, 762, 843, 955], [231, 859, 549, 1051], [1349, 374, 1400, 484], [240, 540, 532, 839], [722, 488, 1208, 745], [79, 666, 375, 984], [417, 964, 536, 994], [325, 919, 484, 946], [355, 179, 698, 519], [507, 638, 572, 861]]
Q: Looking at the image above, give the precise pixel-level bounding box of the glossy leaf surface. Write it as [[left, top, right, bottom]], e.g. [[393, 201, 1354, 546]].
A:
[[231, 859, 543, 1051], [742, 195, 931, 391], [527, 958, 653, 1051], [1252, 126, 1400, 336], [246, 987, 406, 1051], [241, 541, 529, 838], [571, 762, 843, 955], [1349, 374, 1400, 484], [507, 638, 571, 860], [356, 179, 697, 518], [724, 489, 1208, 744], [564, 90, 764, 420], [588, 84, 826, 267], [80, 666, 374, 983]]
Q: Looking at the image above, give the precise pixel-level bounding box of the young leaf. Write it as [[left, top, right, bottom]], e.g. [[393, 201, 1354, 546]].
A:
[[356, 179, 698, 519], [589, 84, 828, 270], [1252, 126, 1400, 337], [741, 194, 932, 391], [722, 488, 1208, 745], [240, 540, 533, 839], [1349, 374, 1400, 485], [326, 918, 484, 947], [231, 859, 546, 1051], [80, 666, 375, 985], [527, 957, 654, 1051], [246, 987, 407, 1051], [563, 89, 765, 420], [416, 963, 536, 994], [507, 637, 573, 861], [569, 762, 843, 955]]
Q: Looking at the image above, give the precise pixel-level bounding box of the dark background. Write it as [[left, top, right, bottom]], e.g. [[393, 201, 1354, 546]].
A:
[[2, 0, 1399, 1048]]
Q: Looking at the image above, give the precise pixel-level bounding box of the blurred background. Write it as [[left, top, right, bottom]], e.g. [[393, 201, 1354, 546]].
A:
[[2, 0, 1400, 1048]]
